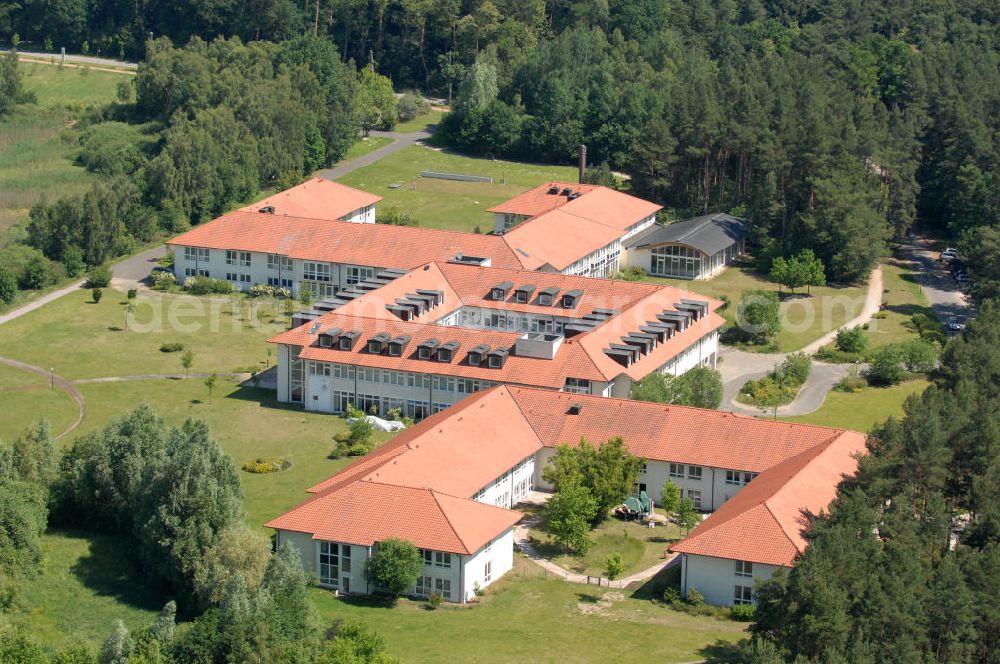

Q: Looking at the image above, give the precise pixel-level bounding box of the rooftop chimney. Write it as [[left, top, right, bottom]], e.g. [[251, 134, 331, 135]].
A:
[[578, 144, 587, 184]]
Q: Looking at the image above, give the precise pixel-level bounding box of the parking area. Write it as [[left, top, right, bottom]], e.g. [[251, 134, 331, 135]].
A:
[[898, 238, 971, 331]]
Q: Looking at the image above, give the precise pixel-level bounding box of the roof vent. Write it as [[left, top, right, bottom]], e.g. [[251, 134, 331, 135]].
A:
[[258, 205, 276, 214], [560, 187, 572, 196], [567, 403, 582, 415], [547, 185, 561, 195]]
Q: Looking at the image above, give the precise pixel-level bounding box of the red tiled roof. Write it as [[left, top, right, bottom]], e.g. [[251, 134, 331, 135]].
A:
[[490, 183, 663, 271], [270, 261, 723, 386], [505, 387, 851, 473], [166, 211, 524, 270], [266, 481, 521, 555], [240, 178, 381, 220], [267, 385, 864, 559], [669, 430, 866, 566]]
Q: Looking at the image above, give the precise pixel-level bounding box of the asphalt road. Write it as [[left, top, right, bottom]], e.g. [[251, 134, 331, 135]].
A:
[[897, 238, 970, 323], [316, 128, 434, 180]]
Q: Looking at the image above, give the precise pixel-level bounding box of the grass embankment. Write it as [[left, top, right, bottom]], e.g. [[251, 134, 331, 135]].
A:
[[0, 62, 128, 246], [647, 261, 868, 353], [337, 144, 577, 233]]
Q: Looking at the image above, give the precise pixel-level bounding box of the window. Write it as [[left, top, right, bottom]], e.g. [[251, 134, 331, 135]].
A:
[[514, 290, 528, 303], [491, 288, 506, 300], [734, 585, 753, 605], [267, 277, 293, 288], [726, 470, 742, 485], [309, 362, 331, 376], [434, 578, 452, 600], [735, 561, 753, 578], [669, 463, 684, 478], [226, 250, 251, 267], [267, 254, 292, 271], [686, 489, 702, 509], [484, 561, 492, 583], [687, 465, 703, 480], [225, 272, 250, 283], [303, 262, 331, 282], [333, 364, 355, 379], [184, 246, 209, 263], [415, 575, 432, 597], [345, 266, 375, 285], [435, 551, 451, 568], [564, 377, 591, 394], [185, 268, 209, 277], [319, 542, 347, 586]]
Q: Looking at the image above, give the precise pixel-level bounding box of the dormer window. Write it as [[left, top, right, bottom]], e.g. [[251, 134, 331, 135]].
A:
[[417, 339, 440, 360], [561, 289, 583, 309], [538, 287, 559, 307], [467, 344, 490, 366], [387, 335, 411, 357], [490, 281, 513, 301], [367, 333, 390, 354], [513, 284, 535, 304], [338, 331, 361, 351], [437, 341, 460, 363], [487, 348, 509, 369]]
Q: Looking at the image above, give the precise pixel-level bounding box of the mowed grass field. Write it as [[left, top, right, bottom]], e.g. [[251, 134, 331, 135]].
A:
[[782, 379, 928, 432], [337, 144, 578, 232], [647, 261, 869, 352], [0, 364, 78, 441], [864, 257, 938, 348], [0, 61, 129, 245]]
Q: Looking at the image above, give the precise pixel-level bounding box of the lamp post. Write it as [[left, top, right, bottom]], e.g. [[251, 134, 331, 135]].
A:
[[50, 367, 54, 390]]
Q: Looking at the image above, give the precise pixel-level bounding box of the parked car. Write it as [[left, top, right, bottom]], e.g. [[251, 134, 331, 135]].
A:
[[940, 248, 959, 261], [947, 316, 967, 332]]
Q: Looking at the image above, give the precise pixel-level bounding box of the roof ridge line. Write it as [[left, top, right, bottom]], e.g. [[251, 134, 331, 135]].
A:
[[429, 490, 472, 554]]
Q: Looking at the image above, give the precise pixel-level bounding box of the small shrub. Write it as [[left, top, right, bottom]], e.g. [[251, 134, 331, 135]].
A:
[[184, 276, 234, 295], [473, 582, 485, 597], [718, 294, 731, 311], [428, 593, 443, 609], [835, 326, 868, 354], [127, 288, 138, 300], [815, 344, 864, 364], [151, 271, 176, 289], [834, 367, 867, 392], [86, 265, 113, 288], [865, 345, 906, 386], [160, 342, 185, 353], [781, 352, 811, 385], [241, 458, 290, 474], [662, 586, 681, 605], [685, 587, 704, 605], [91, 287, 103, 303], [730, 603, 756, 621], [397, 92, 431, 121], [901, 339, 939, 373], [873, 311, 888, 319], [378, 206, 416, 226], [615, 266, 647, 282]]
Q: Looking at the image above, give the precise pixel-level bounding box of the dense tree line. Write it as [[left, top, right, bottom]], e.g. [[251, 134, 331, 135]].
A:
[[0, 405, 400, 662], [744, 300, 1000, 663]]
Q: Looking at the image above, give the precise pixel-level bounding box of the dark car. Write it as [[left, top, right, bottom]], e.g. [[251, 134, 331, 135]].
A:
[[947, 316, 967, 332]]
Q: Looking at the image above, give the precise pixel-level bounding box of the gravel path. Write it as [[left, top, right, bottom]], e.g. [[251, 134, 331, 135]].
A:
[[0, 357, 86, 440]]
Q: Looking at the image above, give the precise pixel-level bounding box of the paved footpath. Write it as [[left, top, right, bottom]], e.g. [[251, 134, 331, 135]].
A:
[[316, 128, 434, 180], [719, 266, 883, 417]]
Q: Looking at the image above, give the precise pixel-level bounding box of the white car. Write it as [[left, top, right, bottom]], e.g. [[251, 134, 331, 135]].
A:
[[947, 316, 966, 332]]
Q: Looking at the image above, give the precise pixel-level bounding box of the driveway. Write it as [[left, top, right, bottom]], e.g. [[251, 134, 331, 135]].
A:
[[896, 237, 970, 323], [316, 128, 434, 180]]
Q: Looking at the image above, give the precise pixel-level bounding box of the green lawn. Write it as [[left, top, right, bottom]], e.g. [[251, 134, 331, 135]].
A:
[[340, 135, 393, 162], [0, 62, 128, 245], [3, 529, 164, 654], [864, 257, 938, 348], [336, 145, 577, 232], [525, 509, 682, 577], [782, 379, 928, 432], [311, 559, 745, 664], [0, 290, 286, 380], [0, 365, 78, 442], [393, 109, 444, 134], [72, 379, 389, 529], [646, 261, 868, 352]]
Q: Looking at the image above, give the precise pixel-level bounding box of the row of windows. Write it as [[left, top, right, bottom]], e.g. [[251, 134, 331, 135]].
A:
[[225, 272, 251, 283], [184, 247, 210, 263], [184, 268, 209, 277], [225, 250, 251, 267], [414, 576, 452, 600], [726, 470, 758, 486], [419, 549, 452, 569], [267, 254, 293, 271], [310, 362, 495, 395], [670, 463, 703, 480]]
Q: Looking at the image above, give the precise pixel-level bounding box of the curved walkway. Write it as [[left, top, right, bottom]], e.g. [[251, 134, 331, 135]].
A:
[[718, 266, 883, 417], [317, 128, 434, 180], [513, 515, 678, 589], [0, 357, 86, 441]]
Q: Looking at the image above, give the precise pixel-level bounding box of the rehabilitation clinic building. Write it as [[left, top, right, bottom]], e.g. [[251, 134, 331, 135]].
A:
[[168, 179, 667, 297], [267, 261, 725, 418], [267, 386, 863, 604]]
